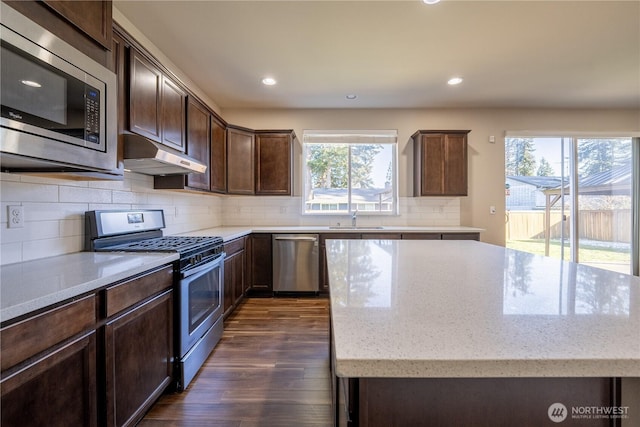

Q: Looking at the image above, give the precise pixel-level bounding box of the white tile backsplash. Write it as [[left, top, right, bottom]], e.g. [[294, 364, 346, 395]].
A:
[[220, 195, 460, 227], [0, 172, 223, 265], [1, 172, 460, 265]]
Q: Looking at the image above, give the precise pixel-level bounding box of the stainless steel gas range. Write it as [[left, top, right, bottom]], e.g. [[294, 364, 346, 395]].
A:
[[85, 209, 225, 390]]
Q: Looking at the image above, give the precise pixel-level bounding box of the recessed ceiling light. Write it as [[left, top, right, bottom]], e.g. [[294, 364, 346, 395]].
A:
[[447, 77, 463, 85], [346, 94, 357, 100], [423, 0, 441, 4], [20, 80, 41, 88], [262, 77, 277, 86]]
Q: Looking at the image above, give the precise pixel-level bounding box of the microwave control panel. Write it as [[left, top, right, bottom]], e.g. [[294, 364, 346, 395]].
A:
[[85, 86, 100, 144]]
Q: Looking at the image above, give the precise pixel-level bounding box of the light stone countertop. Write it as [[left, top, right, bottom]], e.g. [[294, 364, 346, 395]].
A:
[[0, 226, 480, 324], [179, 225, 483, 242], [1, 252, 178, 323], [326, 239, 640, 378]]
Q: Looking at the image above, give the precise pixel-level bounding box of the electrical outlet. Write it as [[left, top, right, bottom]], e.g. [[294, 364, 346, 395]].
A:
[[489, 206, 496, 215], [8, 205, 24, 228]]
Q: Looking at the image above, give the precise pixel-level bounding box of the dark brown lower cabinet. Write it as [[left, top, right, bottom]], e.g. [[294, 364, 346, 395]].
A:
[[104, 289, 173, 427], [442, 232, 480, 241], [223, 255, 234, 317], [0, 264, 174, 427], [223, 237, 246, 318], [1, 331, 97, 427], [232, 250, 246, 306], [337, 376, 616, 427], [247, 234, 273, 296], [320, 233, 362, 293]]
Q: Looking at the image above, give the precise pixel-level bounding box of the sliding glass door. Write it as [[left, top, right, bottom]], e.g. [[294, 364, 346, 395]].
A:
[[505, 135, 635, 275], [576, 138, 632, 273]]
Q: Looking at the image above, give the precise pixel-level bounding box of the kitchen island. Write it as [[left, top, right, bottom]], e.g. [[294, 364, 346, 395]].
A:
[[326, 239, 639, 426]]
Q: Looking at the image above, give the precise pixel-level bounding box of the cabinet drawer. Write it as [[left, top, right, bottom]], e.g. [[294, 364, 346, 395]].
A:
[[361, 233, 402, 240], [320, 233, 362, 244], [442, 233, 480, 241], [224, 237, 245, 257], [401, 233, 441, 240], [105, 265, 173, 318], [1, 294, 96, 371]]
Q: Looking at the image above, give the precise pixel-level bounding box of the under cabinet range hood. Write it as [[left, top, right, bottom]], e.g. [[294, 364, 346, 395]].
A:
[[122, 133, 207, 175]]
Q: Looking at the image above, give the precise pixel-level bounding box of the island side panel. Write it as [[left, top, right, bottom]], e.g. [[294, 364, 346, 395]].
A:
[[357, 377, 614, 427]]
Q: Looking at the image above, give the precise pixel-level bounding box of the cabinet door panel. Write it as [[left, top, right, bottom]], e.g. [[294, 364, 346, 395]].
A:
[[413, 130, 469, 197], [186, 98, 211, 190], [233, 252, 245, 305], [129, 51, 162, 142], [210, 117, 227, 193], [223, 255, 234, 317], [105, 290, 173, 427], [421, 134, 445, 195], [161, 77, 187, 151], [227, 128, 255, 194], [5, 1, 109, 66], [1, 332, 97, 427], [443, 134, 467, 195], [42, 0, 112, 49], [255, 134, 291, 195], [249, 234, 272, 293]]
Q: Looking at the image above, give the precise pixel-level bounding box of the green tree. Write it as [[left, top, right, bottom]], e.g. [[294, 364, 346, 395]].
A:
[[306, 144, 348, 188], [578, 138, 631, 176], [505, 138, 537, 176], [306, 144, 381, 189], [351, 145, 382, 188], [536, 157, 555, 176]]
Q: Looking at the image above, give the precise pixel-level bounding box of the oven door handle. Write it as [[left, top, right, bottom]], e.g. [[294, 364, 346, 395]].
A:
[[182, 253, 226, 278]]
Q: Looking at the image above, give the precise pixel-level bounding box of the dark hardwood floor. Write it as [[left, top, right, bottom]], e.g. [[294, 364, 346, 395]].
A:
[[139, 297, 333, 427]]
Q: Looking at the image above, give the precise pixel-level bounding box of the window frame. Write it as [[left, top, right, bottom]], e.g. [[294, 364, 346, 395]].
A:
[[301, 130, 399, 216]]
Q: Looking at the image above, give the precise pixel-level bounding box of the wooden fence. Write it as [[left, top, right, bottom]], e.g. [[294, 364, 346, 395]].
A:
[[506, 210, 631, 243]]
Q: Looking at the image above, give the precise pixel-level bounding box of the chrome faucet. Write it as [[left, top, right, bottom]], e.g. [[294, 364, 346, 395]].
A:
[[351, 210, 358, 227]]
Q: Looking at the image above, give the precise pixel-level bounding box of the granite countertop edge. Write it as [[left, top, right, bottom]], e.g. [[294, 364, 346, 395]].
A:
[[1, 252, 179, 324], [180, 225, 484, 242]]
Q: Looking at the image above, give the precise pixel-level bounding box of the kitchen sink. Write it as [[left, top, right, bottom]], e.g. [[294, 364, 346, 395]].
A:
[[328, 226, 385, 230]]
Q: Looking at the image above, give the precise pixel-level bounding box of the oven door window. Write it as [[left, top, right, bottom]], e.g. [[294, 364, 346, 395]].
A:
[[187, 265, 221, 334]]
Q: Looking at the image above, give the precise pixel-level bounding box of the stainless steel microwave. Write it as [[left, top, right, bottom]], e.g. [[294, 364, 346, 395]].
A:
[[0, 3, 118, 177]]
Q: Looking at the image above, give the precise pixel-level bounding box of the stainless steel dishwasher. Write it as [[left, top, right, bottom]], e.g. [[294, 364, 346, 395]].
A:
[[273, 234, 319, 293]]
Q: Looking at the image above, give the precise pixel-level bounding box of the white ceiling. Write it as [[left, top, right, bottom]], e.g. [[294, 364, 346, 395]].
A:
[[114, 0, 640, 110]]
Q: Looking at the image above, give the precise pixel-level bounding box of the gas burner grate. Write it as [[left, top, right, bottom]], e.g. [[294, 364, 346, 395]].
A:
[[105, 236, 223, 253]]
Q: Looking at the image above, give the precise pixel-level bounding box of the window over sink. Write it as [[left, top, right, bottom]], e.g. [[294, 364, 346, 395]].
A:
[[302, 130, 398, 215]]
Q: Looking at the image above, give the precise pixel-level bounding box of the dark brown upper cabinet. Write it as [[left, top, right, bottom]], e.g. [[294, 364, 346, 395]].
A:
[[255, 131, 294, 196], [184, 97, 211, 191], [42, 0, 112, 49], [5, 1, 112, 67], [129, 49, 186, 152], [227, 126, 255, 195], [210, 116, 227, 193], [413, 130, 470, 197], [154, 97, 232, 193]]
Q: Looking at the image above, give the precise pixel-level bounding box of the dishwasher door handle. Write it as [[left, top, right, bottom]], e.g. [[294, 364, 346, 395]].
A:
[[274, 236, 317, 242]]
